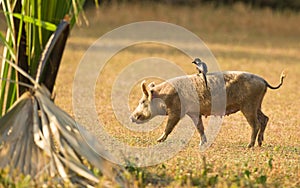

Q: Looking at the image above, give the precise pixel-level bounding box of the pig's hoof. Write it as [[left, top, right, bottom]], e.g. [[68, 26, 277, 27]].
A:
[[199, 134, 207, 146], [199, 137, 207, 146], [157, 134, 166, 142], [247, 143, 254, 148], [199, 140, 207, 146], [258, 141, 262, 147], [157, 138, 165, 142]]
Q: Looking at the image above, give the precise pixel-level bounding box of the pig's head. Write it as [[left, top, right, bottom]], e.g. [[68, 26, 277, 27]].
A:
[[130, 81, 166, 124]]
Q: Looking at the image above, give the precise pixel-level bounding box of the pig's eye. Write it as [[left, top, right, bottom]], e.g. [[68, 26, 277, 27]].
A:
[[141, 100, 146, 104]]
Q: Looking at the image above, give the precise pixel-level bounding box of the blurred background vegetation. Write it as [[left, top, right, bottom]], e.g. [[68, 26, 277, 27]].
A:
[[0, 0, 299, 187], [89, 0, 300, 11]]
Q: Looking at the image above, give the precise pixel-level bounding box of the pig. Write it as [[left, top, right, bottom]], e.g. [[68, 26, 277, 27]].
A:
[[129, 71, 285, 148]]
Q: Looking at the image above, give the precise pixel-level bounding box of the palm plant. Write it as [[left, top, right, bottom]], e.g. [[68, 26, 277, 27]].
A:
[[0, 0, 128, 186], [0, 0, 85, 116]]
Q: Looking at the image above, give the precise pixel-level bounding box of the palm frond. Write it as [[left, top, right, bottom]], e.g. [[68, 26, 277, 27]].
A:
[[35, 20, 70, 94], [12, 13, 57, 31], [0, 87, 129, 187]]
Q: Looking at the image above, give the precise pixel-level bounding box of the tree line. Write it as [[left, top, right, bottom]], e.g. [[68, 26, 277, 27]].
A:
[[94, 0, 300, 11]]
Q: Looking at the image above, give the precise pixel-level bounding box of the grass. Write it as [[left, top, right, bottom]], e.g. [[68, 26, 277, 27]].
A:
[[1, 2, 300, 187], [59, 2, 300, 187]]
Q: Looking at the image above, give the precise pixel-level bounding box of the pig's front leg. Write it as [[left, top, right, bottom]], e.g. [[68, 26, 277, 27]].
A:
[[157, 114, 180, 142]]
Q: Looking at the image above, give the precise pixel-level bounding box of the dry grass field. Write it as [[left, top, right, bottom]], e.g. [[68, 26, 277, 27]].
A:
[[55, 3, 300, 187], [2, 2, 300, 187]]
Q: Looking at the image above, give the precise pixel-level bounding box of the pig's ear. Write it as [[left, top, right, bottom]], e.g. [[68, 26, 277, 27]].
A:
[[141, 80, 149, 98], [150, 89, 157, 99], [148, 82, 155, 88], [148, 82, 155, 100]]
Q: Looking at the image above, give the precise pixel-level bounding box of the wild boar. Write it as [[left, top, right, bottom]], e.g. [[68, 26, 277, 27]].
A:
[[129, 71, 285, 148]]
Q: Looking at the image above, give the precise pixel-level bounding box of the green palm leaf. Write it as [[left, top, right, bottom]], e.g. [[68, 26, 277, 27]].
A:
[[0, 0, 86, 116]]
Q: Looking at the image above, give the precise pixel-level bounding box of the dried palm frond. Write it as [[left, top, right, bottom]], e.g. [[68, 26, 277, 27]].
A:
[[0, 18, 129, 187], [0, 86, 128, 187]]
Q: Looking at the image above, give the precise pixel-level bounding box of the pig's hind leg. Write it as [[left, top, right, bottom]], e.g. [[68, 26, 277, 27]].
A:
[[241, 107, 261, 148], [189, 114, 207, 146], [257, 109, 269, 147]]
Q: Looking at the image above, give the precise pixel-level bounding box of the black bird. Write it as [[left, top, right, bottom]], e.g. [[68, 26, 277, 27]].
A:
[[192, 58, 208, 88]]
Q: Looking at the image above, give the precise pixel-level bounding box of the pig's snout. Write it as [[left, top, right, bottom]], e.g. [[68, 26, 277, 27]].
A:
[[130, 113, 143, 123], [129, 114, 138, 123], [129, 115, 135, 123]]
